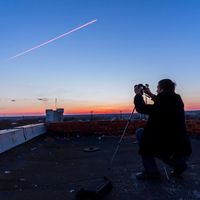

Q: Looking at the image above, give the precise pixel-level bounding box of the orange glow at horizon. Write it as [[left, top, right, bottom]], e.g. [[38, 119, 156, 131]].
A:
[[3, 105, 200, 116], [0, 104, 133, 116], [185, 102, 200, 111], [1, 99, 200, 116]]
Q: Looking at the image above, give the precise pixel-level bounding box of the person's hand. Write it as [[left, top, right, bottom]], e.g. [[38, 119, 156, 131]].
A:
[[143, 87, 152, 96], [143, 87, 154, 98], [134, 85, 142, 94]]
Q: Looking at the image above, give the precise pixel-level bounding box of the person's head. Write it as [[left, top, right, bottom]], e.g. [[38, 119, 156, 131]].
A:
[[157, 79, 176, 94]]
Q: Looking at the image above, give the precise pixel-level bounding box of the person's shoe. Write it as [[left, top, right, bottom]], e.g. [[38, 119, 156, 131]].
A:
[[170, 164, 187, 178], [136, 171, 161, 180]]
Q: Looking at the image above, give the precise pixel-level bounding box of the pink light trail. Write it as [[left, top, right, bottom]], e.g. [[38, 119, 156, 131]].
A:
[[8, 19, 97, 60]]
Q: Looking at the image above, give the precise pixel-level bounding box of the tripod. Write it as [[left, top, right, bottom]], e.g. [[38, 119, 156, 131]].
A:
[[109, 106, 136, 169]]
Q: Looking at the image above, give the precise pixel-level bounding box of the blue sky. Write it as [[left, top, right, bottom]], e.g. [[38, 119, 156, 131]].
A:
[[0, 0, 200, 115]]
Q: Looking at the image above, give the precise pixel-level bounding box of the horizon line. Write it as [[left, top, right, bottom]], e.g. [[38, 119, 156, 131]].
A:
[[1, 109, 200, 117]]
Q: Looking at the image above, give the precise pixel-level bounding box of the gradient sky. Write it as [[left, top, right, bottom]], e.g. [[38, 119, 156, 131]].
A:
[[1, 0, 200, 115]]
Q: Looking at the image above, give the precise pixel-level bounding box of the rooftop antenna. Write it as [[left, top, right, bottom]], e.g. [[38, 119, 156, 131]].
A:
[[55, 98, 57, 110], [90, 110, 94, 121], [120, 110, 122, 119]]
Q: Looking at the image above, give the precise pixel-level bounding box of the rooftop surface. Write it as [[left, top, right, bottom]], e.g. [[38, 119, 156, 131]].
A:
[[0, 133, 200, 200]]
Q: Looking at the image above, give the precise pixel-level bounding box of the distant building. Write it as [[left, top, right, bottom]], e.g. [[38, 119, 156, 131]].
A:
[[46, 108, 64, 122]]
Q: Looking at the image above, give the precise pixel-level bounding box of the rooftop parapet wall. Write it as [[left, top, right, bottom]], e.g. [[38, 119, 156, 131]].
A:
[[46, 120, 146, 136], [0, 123, 46, 154], [46, 119, 200, 137]]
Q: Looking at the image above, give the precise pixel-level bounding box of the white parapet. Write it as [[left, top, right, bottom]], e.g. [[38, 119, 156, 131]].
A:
[[0, 123, 46, 154]]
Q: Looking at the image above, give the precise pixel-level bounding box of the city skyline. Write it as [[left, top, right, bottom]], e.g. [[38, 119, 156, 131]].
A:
[[1, 0, 200, 116]]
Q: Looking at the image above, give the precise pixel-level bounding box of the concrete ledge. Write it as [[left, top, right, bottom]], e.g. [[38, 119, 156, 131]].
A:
[[46, 120, 146, 136], [0, 123, 46, 153]]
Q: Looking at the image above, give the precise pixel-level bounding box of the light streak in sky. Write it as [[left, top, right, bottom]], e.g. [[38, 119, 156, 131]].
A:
[[8, 19, 97, 60]]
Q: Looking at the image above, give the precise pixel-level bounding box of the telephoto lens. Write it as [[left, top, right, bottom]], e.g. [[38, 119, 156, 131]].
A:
[[134, 84, 149, 95], [138, 84, 145, 95]]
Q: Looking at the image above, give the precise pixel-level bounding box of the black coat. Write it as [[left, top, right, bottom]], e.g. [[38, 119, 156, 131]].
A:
[[134, 92, 192, 158]]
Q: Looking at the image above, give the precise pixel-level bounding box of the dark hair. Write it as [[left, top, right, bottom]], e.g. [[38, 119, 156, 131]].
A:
[[158, 79, 176, 92]]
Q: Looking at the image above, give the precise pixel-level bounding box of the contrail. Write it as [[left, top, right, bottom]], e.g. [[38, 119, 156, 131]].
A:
[[8, 19, 97, 60]]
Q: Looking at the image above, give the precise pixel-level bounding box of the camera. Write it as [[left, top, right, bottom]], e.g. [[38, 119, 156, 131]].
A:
[[134, 84, 149, 95]]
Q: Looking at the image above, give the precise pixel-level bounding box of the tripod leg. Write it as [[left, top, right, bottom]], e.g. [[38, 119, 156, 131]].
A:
[[109, 106, 136, 168]]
